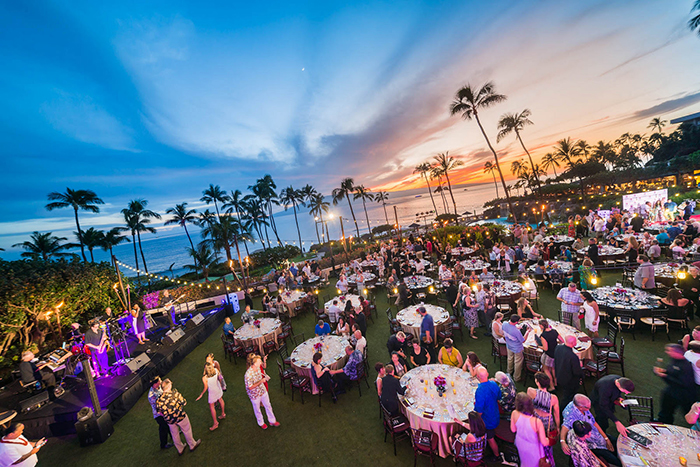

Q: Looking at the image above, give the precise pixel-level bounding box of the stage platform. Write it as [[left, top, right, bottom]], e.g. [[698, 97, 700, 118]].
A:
[[0, 307, 226, 439]]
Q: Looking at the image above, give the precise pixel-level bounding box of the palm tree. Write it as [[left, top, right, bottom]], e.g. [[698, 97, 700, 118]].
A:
[[413, 162, 440, 214], [13, 232, 74, 261], [691, 0, 700, 35], [45, 188, 104, 262], [100, 227, 130, 269], [165, 203, 198, 269], [430, 166, 449, 213], [576, 140, 592, 161], [223, 189, 250, 256], [497, 109, 541, 195], [433, 152, 463, 216], [78, 227, 103, 263], [241, 198, 269, 250], [591, 141, 617, 170], [648, 117, 667, 134], [450, 82, 517, 221], [250, 175, 283, 246], [201, 184, 229, 221], [483, 161, 500, 198], [198, 209, 217, 228], [122, 199, 160, 277], [553, 138, 586, 199], [185, 242, 218, 282], [541, 152, 560, 178], [353, 185, 375, 237], [308, 193, 331, 243], [374, 191, 390, 225], [279, 186, 306, 251], [332, 178, 361, 238]]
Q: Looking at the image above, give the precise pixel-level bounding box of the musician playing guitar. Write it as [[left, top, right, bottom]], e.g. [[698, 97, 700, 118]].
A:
[[84, 320, 110, 377]]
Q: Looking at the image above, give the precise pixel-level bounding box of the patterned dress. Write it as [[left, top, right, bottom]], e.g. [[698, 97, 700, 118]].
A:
[[462, 295, 479, 328], [533, 389, 555, 466]]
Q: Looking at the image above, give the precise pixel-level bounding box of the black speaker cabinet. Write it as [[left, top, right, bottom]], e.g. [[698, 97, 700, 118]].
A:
[[75, 410, 113, 446], [19, 391, 49, 413]]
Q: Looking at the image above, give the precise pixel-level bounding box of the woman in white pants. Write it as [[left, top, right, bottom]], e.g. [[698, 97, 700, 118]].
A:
[[244, 354, 280, 429]]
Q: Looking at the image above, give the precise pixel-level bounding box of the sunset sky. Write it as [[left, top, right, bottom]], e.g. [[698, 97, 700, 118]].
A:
[[1, 0, 700, 251]]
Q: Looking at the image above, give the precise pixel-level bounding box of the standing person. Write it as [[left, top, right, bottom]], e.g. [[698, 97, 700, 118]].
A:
[[418, 306, 436, 361], [527, 372, 560, 466], [156, 379, 201, 456], [587, 239, 600, 272], [195, 363, 226, 431], [581, 292, 600, 338], [634, 255, 655, 291], [685, 340, 700, 397], [131, 304, 148, 345], [244, 354, 279, 429], [206, 353, 226, 391], [590, 375, 635, 437], [536, 319, 562, 390], [84, 319, 109, 377], [679, 266, 700, 320], [386, 331, 407, 359], [502, 315, 531, 382], [554, 335, 584, 410], [510, 393, 548, 467], [0, 423, 45, 467], [147, 377, 173, 450], [473, 367, 501, 461], [557, 282, 584, 330], [654, 344, 696, 424]]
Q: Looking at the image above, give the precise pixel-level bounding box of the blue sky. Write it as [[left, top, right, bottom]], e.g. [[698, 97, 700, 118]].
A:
[[1, 0, 700, 256]]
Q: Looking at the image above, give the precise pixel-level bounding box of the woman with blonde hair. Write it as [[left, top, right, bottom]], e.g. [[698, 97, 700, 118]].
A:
[[205, 353, 226, 391], [244, 354, 279, 429], [196, 362, 225, 431], [516, 297, 542, 320]]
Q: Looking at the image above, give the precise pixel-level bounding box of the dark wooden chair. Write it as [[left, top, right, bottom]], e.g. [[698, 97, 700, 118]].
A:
[[291, 332, 306, 347], [583, 352, 609, 380], [382, 403, 411, 456], [491, 335, 507, 371], [602, 337, 625, 376], [410, 428, 438, 467], [451, 315, 464, 342], [350, 362, 370, 397], [614, 311, 636, 340], [311, 368, 336, 407], [453, 435, 487, 467], [523, 347, 542, 386], [592, 324, 617, 352], [626, 395, 654, 425], [386, 308, 401, 334], [277, 343, 292, 367], [276, 359, 296, 395], [640, 309, 669, 341], [290, 374, 311, 404], [262, 337, 277, 355]]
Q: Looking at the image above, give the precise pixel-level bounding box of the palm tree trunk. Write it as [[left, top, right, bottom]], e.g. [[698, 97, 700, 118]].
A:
[[183, 223, 198, 273], [136, 230, 149, 275], [515, 130, 542, 197], [73, 207, 87, 262], [491, 171, 499, 198], [382, 202, 389, 225], [89, 248, 94, 263], [438, 182, 448, 213], [292, 203, 303, 252], [346, 198, 361, 238], [232, 235, 246, 289], [263, 223, 271, 247], [423, 174, 440, 215], [214, 201, 221, 220], [314, 221, 321, 244], [131, 232, 140, 281], [474, 114, 519, 223], [362, 198, 372, 237], [552, 166, 558, 178], [268, 203, 283, 246], [443, 171, 458, 217]]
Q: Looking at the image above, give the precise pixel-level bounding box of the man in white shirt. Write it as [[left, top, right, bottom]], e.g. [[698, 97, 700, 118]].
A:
[[354, 330, 367, 355], [0, 423, 44, 467], [327, 300, 341, 324]]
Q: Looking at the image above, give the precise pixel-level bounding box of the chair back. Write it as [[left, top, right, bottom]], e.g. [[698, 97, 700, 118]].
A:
[[626, 395, 654, 425], [276, 359, 285, 377], [606, 324, 618, 346], [411, 428, 436, 452], [618, 337, 625, 358], [596, 351, 609, 374], [560, 311, 573, 326], [454, 435, 487, 464], [292, 332, 306, 346], [523, 347, 542, 364], [278, 343, 289, 359]]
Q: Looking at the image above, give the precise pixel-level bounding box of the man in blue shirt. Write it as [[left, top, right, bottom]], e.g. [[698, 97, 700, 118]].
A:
[[473, 366, 501, 460], [418, 306, 436, 361], [330, 346, 363, 388], [315, 319, 331, 336], [502, 315, 531, 382], [668, 222, 682, 240], [222, 317, 235, 340], [656, 229, 670, 246]]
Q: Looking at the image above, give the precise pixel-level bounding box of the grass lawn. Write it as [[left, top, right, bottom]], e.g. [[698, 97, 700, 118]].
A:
[[40, 270, 688, 467]]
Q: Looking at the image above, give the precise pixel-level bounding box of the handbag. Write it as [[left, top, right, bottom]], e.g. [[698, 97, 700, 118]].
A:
[[545, 398, 559, 447], [539, 457, 551, 467]]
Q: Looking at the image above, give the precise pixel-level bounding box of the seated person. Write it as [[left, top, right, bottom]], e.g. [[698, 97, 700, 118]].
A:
[[240, 305, 259, 323], [451, 411, 487, 462], [566, 421, 606, 467], [438, 338, 463, 367], [409, 341, 430, 367], [222, 317, 235, 339], [380, 364, 406, 415], [391, 351, 408, 377], [19, 351, 55, 389], [656, 229, 671, 246], [479, 267, 495, 283], [315, 319, 331, 336], [311, 352, 340, 400], [329, 346, 363, 388]]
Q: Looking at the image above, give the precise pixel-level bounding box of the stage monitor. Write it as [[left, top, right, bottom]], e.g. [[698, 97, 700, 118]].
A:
[[622, 188, 668, 214]]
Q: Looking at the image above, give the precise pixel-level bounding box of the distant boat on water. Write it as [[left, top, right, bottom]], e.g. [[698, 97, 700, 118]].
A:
[[415, 195, 422, 198]]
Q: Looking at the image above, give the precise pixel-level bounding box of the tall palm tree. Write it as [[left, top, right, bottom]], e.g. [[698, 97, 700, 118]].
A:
[[185, 242, 218, 282], [413, 162, 440, 214], [78, 227, 103, 263], [250, 175, 282, 246], [497, 109, 541, 195], [450, 82, 517, 221], [223, 189, 250, 256], [165, 203, 198, 269], [241, 198, 269, 251], [374, 191, 390, 225], [122, 199, 160, 277], [308, 193, 331, 243], [689, 0, 700, 36], [541, 152, 560, 178], [280, 186, 305, 251], [553, 138, 586, 199], [353, 185, 375, 237], [12, 231, 74, 261], [591, 141, 617, 170], [648, 117, 667, 134], [201, 184, 229, 221], [483, 161, 500, 198], [430, 166, 450, 214], [100, 227, 130, 269], [332, 178, 360, 238], [433, 152, 463, 216], [45, 188, 104, 261]]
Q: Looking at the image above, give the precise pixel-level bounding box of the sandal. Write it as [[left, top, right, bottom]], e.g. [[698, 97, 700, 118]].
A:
[[218, 414, 226, 420], [209, 423, 219, 431]]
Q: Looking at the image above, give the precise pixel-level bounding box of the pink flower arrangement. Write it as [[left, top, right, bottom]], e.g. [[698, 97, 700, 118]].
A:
[[433, 376, 446, 388], [142, 291, 160, 310], [253, 319, 261, 327], [313, 342, 323, 352]]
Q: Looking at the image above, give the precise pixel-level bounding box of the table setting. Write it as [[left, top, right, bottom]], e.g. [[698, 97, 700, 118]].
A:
[[459, 258, 491, 272], [347, 271, 377, 286], [577, 245, 626, 260], [528, 260, 573, 274], [360, 259, 380, 270], [290, 335, 350, 393], [399, 364, 479, 458], [654, 262, 682, 286], [614, 232, 648, 244], [279, 290, 308, 317], [543, 235, 575, 244], [478, 279, 523, 301], [233, 317, 282, 353], [396, 304, 450, 338], [590, 285, 661, 315], [450, 246, 478, 257], [324, 293, 362, 312], [617, 422, 700, 466], [403, 275, 434, 290], [521, 318, 593, 360]]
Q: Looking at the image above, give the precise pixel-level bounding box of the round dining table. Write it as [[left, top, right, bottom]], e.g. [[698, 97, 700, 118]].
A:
[[396, 304, 450, 339], [403, 275, 435, 290], [521, 318, 593, 360], [479, 280, 523, 303], [617, 422, 700, 466], [543, 235, 575, 245], [577, 245, 626, 262], [460, 258, 491, 273], [528, 260, 573, 274], [653, 262, 683, 287], [347, 272, 376, 287], [324, 293, 362, 312], [450, 246, 478, 258], [233, 318, 282, 354], [290, 335, 349, 394], [278, 290, 308, 317], [399, 364, 479, 458], [590, 286, 661, 317]]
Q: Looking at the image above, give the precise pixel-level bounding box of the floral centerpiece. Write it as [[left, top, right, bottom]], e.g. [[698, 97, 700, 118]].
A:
[[253, 319, 261, 328], [434, 375, 447, 396], [313, 342, 323, 353]]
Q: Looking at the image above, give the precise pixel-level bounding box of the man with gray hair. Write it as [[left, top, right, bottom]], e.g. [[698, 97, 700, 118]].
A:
[[155, 379, 201, 456], [560, 394, 621, 466]]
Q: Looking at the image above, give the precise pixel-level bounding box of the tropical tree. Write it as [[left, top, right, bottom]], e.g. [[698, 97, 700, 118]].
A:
[[12, 232, 74, 261], [241, 198, 269, 251], [185, 242, 218, 282], [279, 186, 306, 251], [45, 188, 104, 262], [541, 152, 560, 178], [430, 166, 450, 213], [250, 175, 282, 246], [78, 227, 103, 263], [197, 209, 217, 228], [332, 178, 361, 238], [591, 141, 617, 170], [553, 137, 583, 167], [648, 117, 667, 133], [433, 152, 463, 216], [165, 202, 198, 270], [691, 1, 700, 36], [497, 109, 542, 195], [413, 162, 440, 214], [100, 227, 130, 269], [353, 185, 375, 237], [122, 199, 160, 277], [483, 161, 500, 198], [308, 193, 331, 244], [450, 82, 517, 221], [200, 184, 229, 221], [223, 189, 250, 256], [374, 191, 390, 225]]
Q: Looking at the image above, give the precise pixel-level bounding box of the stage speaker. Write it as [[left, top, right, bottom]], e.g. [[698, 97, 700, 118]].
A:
[[223, 303, 234, 317], [19, 391, 49, 413], [75, 410, 113, 446], [115, 353, 151, 376], [162, 327, 185, 345], [185, 313, 205, 329]]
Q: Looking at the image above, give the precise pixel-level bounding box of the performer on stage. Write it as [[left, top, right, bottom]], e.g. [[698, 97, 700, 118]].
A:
[[160, 290, 178, 329], [84, 320, 109, 377], [131, 304, 148, 345], [19, 351, 56, 390]]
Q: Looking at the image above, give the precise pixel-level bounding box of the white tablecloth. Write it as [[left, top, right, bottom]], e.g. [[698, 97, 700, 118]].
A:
[[233, 318, 282, 353], [290, 336, 349, 394], [396, 304, 450, 339]]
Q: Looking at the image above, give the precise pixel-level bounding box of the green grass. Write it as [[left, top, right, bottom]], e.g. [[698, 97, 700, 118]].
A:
[[40, 271, 688, 467]]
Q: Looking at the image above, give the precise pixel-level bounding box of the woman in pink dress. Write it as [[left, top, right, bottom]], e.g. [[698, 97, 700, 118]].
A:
[[510, 392, 549, 467]]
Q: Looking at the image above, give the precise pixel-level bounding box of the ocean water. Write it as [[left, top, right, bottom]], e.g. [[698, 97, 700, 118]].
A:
[[60, 182, 502, 277]]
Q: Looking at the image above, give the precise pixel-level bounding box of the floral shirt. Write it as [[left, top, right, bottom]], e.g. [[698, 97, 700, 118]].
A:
[[562, 402, 606, 449], [342, 350, 363, 379], [566, 429, 600, 467], [148, 386, 163, 419], [156, 390, 187, 424], [497, 374, 516, 413], [245, 367, 267, 399]]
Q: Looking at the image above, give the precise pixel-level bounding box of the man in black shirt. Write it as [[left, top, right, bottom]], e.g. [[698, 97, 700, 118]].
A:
[[654, 344, 696, 424], [380, 365, 406, 416], [84, 320, 109, 377], [680, 266, 700, 320], [587, 238, 600, 268], [630, 214, 644, 232], [554, 335, 583, 410], [386, 332, 407, 359], [591, 375, 635, 436], [19, 351, 55, 388], [444, 281, 458, 314]]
